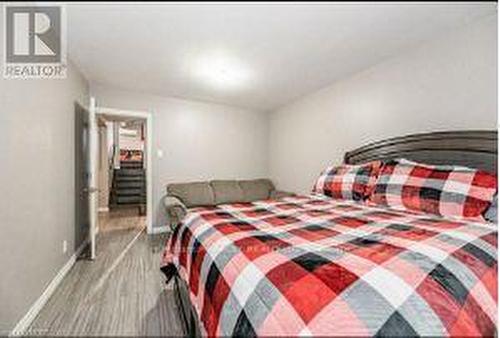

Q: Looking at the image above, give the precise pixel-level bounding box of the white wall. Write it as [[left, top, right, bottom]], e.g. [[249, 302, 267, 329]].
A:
[[119, 125, 144, 151], [90, 84, 269, 228], [0, 60, 89, 332], [269, 15, 497, 194]]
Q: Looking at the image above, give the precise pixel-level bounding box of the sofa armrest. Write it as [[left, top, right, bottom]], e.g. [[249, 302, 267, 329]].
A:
[[164, 195, 186, 208], [164, 196, 187, 229], [270, 190, 295, 200]]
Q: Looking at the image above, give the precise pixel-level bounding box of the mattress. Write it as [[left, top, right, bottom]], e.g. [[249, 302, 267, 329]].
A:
[[161, 194, 497, 336]]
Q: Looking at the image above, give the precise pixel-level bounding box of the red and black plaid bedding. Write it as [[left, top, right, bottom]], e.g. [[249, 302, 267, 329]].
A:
[[161, 195, 497, 337], [313, 161, 382, 201], [370, 158, 497, 219]]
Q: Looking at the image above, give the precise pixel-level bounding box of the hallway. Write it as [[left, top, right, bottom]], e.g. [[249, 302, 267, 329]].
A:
[[98, 208, 146, 233]]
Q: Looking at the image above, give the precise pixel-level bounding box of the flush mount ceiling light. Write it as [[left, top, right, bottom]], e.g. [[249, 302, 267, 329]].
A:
[[192, 52, 253, 91]]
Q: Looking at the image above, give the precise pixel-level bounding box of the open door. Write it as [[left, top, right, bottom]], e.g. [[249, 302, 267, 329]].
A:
[[75, 98, 98, 260]]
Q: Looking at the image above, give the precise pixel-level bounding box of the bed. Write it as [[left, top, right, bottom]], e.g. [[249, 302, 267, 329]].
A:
[[161, 130, 497, 337]]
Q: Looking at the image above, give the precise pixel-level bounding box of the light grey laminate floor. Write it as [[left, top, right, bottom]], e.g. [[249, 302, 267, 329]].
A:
[[98, 208, 146, 233], [27, 225, 184, 336]]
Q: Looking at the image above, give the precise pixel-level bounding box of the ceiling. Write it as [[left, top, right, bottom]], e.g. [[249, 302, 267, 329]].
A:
[[68, 2, 496, 111]]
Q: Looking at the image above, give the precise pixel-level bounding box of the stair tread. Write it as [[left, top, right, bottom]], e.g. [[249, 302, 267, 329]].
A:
[[116, 170, 144, 176], [116, 167, 144, 171], [116, 196, 145, 204], [116, 182, 144, 188], [116, 189, 143, 195], [120, 164, 143, 169], [116, 194, 144, 199], [116, 176, 144, 181]]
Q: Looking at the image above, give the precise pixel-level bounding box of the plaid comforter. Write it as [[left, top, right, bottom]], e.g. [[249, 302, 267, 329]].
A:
[[161, 195, 497, 337]]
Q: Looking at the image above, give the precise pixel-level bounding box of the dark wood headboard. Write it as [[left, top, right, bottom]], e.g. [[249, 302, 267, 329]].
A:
[[344, 130, 497, 173]]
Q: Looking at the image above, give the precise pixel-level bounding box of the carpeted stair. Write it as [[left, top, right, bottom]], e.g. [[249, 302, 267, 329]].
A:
[[110, 161, 146, 214]]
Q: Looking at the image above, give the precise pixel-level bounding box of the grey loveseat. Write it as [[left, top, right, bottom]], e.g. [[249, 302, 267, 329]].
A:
[[164, 179, 293, 229]]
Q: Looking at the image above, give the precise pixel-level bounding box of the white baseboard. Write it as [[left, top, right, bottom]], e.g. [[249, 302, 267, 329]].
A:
[[98, 207, 109, 212], [149, 225, 170, 235], [10, 240, 89, 336]]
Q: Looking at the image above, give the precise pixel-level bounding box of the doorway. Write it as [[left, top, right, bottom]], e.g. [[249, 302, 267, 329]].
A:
[[87, 105, 153, 259], [76, 101, 153, 259]]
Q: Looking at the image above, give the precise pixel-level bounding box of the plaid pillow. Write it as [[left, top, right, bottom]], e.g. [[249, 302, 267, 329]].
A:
[[369, 158, 497, 218], [312, 161, 382, 201], [483, 194, 497, 223]]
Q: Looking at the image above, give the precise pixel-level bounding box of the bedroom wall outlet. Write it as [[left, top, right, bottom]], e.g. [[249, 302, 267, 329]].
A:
[[63, 240, 67, 254], [157, 149, 163, 158]]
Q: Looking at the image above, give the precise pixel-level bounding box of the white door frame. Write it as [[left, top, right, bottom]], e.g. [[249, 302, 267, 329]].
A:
[[89, 98, 98, 259], [94, 106, 154, 235]]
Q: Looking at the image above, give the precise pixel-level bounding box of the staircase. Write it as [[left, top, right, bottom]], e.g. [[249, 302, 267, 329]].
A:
[[110, 161, 146, 214]]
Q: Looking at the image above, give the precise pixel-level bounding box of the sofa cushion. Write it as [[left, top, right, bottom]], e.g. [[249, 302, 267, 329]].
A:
[[167, 182, 215, 208], [211, 180, 244, 205], [239, 179, 274, 202]]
